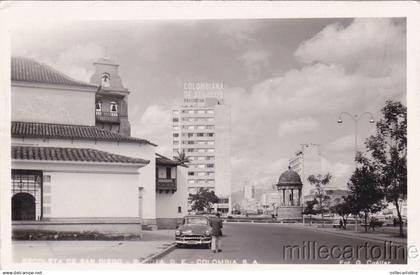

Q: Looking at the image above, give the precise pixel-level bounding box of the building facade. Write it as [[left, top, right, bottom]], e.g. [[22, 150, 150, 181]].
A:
[[155, 154, 189, 229], [288, 143, 321, 201], [171, 84, 231, 214], [10, 57, 187, 238]]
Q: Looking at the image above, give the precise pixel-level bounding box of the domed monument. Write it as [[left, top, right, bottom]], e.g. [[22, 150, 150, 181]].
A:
[[276, 167, 303, 220]]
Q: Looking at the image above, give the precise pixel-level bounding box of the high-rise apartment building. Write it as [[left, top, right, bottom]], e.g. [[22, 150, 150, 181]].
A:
[[243, 182, 256, 201], [288, 143, 321, 202], [172, 83, 231, 214]]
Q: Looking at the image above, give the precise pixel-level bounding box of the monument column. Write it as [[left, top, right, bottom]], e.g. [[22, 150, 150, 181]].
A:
[[298, 188, 302, 206], [282, 189, 285, 206], [291, 189, 294, 206]]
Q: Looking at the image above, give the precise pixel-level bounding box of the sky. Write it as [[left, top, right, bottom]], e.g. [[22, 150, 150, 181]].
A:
[[11, 17, 406, 192]]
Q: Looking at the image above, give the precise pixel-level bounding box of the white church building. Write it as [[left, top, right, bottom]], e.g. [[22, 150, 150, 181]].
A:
[[10, 56, 188, 239]]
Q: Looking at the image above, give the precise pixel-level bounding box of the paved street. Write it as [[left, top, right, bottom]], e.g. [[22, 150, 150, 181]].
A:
[[158, 223, 407, 264]]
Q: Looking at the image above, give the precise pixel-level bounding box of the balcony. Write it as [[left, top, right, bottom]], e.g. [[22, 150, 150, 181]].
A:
[[156, 178, 177, 193], [95, 111, 126, 124]]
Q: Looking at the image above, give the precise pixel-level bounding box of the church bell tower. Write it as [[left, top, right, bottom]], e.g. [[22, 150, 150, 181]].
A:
[[90, 57, 131, 136]]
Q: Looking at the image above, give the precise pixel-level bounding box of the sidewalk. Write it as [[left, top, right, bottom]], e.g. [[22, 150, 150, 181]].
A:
[[292, 223, 407, 245], [12, 230, 175, 264]]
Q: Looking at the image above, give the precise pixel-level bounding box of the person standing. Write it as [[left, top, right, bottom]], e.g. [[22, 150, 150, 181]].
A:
[[209, 212, 223, 253]]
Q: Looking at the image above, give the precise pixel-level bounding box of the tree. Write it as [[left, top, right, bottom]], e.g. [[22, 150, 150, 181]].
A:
[[189, 188, 219, 212], [347, 155, 384, 232], [302, 199, 318, 226], [307, 173, 332, 227], [364, 100, 407, 236], [330, 196, 357, 230], [174, 150, 191, 166]]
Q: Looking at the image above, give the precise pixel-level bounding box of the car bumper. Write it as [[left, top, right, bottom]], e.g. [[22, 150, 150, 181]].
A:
[[175, 237, 211, 245]]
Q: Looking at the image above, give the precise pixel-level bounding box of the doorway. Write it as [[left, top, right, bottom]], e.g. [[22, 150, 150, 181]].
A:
[[12, 193, 36, 220]]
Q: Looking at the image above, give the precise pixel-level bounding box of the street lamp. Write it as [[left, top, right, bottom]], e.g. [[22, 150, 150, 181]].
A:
[[337, 112, 375, 164]]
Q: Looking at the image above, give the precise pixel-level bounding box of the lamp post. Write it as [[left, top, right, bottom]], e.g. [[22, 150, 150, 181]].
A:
[[337, 112, 374, 232], [337, 112, 375, 164]]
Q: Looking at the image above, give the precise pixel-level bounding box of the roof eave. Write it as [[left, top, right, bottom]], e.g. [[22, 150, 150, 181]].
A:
[[12, 80, 98, 92], [12, 134, 153, 146], [12, 159, 149, 167]]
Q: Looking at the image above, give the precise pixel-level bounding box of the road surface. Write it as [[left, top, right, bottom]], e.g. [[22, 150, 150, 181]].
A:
[[157, 222, 407, 264]]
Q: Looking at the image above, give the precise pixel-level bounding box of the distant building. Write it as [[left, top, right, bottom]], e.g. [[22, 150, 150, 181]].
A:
[[303, 188, 349, 208], [172, 83, 231, 215], [384, 200, 407, 218], [289, 144, 321, 201], [239, 198, 259, 214], [243, 182, 255, 201], [260, 191, 281, 215]]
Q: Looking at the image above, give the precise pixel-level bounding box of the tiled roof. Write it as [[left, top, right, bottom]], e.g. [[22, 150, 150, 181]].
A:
[[156, 153, 181, 166], [12, 121, 155, 146], [12, 57, 98, 89], [12, 146, 150, 165]]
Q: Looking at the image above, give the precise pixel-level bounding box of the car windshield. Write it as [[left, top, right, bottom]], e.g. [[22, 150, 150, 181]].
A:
[[184, 217, 208, 225]]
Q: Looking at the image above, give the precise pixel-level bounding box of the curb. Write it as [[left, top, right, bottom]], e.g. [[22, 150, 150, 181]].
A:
[[141, 242, 177, 264]]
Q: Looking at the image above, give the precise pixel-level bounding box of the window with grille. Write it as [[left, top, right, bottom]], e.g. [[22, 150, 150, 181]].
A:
[[11, 170, 43, 221]]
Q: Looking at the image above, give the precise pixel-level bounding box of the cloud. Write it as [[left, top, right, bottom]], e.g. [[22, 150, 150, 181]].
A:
[[278, 117, 319, 137], [320, 157, 353, 189], [14, 43, 106, 83], [131, 105, 172, 157], [238, 49, 270, 81], [294, 18, 406, 76], [49, 44, 106, 82], [214, 21, 262, 49], [326, 135, 355, 152], [225, 18, 406, 192]]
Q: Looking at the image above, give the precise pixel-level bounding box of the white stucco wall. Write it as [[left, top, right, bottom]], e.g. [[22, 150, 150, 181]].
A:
[[12, 137, 157, 220], [49, 172, 139, 218], [11, 83, 96, 126], [12, 161, 141, 219], [156, 166, 188, 219]]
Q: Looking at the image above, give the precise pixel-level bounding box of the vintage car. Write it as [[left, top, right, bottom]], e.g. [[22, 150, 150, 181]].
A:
[[175, 215, 212, 248]]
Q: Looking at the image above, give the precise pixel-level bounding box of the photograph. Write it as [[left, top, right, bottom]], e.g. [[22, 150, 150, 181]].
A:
[[0, 1, 419, 272]]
